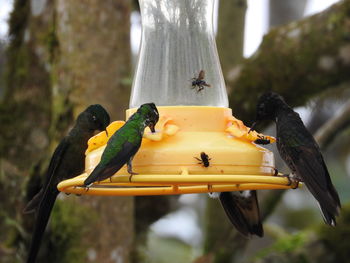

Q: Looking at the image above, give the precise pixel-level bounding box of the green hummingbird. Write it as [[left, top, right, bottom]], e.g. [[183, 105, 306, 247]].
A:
[[24, 104, 110, 263], [84, 103, 159, 186]]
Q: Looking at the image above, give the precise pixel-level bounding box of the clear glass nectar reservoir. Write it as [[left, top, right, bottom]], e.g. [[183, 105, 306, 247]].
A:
[[130, 0, 228, 108]]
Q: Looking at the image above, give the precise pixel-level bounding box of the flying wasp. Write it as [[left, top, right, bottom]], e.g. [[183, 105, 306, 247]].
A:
[[191, 70, 211, 92], [254, 135, 271, 145], [194, 152, 211, 167]]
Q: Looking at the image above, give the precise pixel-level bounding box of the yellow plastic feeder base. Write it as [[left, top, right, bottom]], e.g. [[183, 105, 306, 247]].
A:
[[57, 106, 299, 196]]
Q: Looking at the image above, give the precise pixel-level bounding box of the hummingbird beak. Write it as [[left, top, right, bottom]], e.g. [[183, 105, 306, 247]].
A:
[[100, 123, 109, 137], [149, 123, 156, 133], [248, 122, 257, 133]]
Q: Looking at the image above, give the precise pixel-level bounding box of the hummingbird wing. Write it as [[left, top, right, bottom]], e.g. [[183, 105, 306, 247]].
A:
[[283, 143, 340, 225], [25, 138, 70, 263], [84, 140, 140, 186], [278, 121, 341, 226], [219, 190, 263, 238], [23, 138, 69, 213]]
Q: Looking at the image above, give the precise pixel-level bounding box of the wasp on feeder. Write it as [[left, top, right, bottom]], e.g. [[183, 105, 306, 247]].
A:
[[190, 70, 211, 93], [194, 152, 211, 167], [254, 134, 271, 145]]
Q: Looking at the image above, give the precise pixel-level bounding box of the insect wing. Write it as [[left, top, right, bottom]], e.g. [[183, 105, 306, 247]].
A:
[[198, 70, 205, 80]]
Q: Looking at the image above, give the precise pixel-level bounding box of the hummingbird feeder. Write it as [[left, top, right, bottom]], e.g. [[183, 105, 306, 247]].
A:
[[58, 0, 298, 196]]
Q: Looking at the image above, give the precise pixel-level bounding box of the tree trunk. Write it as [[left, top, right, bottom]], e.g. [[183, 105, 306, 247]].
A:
[[1, 0, 134, 262], [1, 0, 56, 261], [216, 0, 247, 80]]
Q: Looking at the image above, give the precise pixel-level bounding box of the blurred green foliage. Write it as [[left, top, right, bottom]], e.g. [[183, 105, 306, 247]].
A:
[[252, 203, 350, 263]]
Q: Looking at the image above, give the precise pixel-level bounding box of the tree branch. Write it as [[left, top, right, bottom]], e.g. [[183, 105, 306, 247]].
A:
[[228, 0, 350, 124], [314, 99, 350, 149]]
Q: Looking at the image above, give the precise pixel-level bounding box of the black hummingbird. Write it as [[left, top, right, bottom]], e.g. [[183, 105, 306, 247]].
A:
[[23, 104, 110, 263], [83, 103, 159, 186], [251, 91, 341, 226]]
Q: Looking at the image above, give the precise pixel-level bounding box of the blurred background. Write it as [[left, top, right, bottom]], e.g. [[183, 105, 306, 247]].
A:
[[1, 0, 350, 262]]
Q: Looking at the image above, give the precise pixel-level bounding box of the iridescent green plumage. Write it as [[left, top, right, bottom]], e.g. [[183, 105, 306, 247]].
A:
[[84, 103, 159, 186]]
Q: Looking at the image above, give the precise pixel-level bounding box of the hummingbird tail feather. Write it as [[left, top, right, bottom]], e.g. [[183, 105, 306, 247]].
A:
[[296, 157, 341, 226], [318, 185, 341, 226], [219, 191, 263, 238], [26, 190, 58, 263], [83, 165, 104, 186], [305, 183, 340, 226], [319, 203, 337, 226]]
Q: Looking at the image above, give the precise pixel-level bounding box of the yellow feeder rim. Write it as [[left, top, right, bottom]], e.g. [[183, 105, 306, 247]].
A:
[[57, 172, 300, 196]]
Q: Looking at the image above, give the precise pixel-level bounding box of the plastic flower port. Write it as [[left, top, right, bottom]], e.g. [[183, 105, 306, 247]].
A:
[[225, 116, 276, 143]]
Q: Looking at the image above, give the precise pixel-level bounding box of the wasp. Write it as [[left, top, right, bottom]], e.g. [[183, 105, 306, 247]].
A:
[[254, 135, 271, 145], [194, 152, 211, 167], [191, 70, 211, 92]]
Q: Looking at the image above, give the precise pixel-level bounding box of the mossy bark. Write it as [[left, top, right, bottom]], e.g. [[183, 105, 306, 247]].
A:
[[1, 0, 134, 262], [1, 0, 52, 168], [228, 0, 350, 125], [1, 1, 54, 262]]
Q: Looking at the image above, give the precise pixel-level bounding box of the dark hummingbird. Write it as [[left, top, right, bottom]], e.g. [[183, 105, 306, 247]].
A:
[[217, 190, 264, 238], [251, 91, 341, 226], [23, 104, 110, 263], [83, 103, 159, 186]]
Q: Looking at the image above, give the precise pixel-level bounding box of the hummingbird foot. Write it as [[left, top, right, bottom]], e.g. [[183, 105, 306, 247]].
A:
[[127, 157, 138, 182], [127, 169, 138, 182], [81, 183, 92, 192], [273, 168, 279, 176], [280, 173, 300, 189], [207, 184, 213, 194]]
